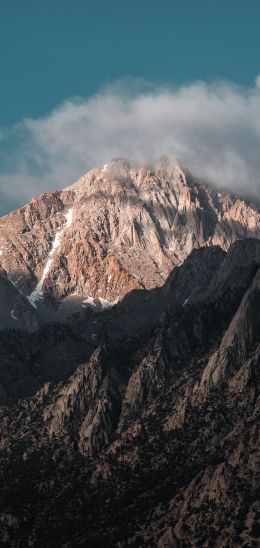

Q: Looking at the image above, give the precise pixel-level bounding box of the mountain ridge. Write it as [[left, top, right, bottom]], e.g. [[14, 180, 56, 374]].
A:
[[0, 237, 259, 546], [0, 159, 259, 546], [0, 158, 259, 329]]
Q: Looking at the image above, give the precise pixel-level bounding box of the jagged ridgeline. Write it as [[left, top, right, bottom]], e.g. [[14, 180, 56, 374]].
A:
[[0, 159, 259, 327], [0, 160, 259, 547]]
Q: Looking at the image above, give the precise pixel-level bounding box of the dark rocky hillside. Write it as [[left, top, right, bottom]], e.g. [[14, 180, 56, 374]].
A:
[[0, 238, 259, 547]]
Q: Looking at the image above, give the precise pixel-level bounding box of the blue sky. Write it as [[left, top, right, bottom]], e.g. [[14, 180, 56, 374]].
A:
[[1, 0, 260, 125], [0, 0, 260, 214]]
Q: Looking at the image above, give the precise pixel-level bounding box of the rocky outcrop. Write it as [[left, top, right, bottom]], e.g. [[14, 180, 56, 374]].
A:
[[196, 268, 260, 401], [0, 159, 259, 321], [0, 238, 259, 547], [45, 347, 124, 456]]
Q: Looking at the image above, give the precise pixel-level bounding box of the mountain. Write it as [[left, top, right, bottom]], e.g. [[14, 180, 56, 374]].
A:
[[0, 160, 259, 547], [0, 159, 259, 323], [0, 266, 38, 332], [0, 237, 259, 546]]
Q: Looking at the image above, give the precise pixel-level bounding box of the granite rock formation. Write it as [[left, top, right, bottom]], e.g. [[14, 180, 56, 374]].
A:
[[0, 238, 259, 546], [0, 159, 259, 321]]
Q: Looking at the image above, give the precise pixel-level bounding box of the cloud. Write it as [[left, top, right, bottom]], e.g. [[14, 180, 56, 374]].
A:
[[0, 78, 260, 214], [255, 75, 260, 89]]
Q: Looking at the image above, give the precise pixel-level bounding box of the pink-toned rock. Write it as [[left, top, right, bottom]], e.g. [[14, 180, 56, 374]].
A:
[[0, 159, 259, 315]]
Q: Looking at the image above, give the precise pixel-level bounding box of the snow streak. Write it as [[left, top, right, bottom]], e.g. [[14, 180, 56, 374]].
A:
[[28, 208, 73, 308]]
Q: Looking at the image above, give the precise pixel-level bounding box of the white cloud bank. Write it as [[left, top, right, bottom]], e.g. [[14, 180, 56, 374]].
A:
[[0, 78, 260, 214]]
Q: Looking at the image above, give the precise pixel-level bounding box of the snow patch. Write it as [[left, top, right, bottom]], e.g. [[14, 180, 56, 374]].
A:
[[11, 309, 18, 321], [27, 208, 73, 308], [7, 275, 24, 295], [99, 297, 119, 309], [82, 295, 119, 310], [83, 296, 97, 307], [64, 208, 73, 228], [183, 297, 190, 307]]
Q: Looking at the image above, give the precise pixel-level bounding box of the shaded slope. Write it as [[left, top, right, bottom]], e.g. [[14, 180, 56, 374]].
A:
[[0, 239, 259, 546]]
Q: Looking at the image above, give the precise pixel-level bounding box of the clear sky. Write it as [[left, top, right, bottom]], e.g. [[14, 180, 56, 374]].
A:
[[1, 0, 260, 126]]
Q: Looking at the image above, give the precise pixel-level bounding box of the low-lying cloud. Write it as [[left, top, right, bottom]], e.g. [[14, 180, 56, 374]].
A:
[[1, 78, 260, 214]]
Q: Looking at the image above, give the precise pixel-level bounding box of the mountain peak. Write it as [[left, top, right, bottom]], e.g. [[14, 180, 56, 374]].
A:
[[0, 160, 259, 325]]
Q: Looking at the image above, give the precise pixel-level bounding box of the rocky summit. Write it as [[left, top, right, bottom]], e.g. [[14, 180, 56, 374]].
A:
[[0, 160, 259, 547], [0, 159, 259, 326]]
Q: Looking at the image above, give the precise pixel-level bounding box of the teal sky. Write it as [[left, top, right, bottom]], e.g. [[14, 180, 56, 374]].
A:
[[1, 0, 260, 126], [1, 0, 260, 215]]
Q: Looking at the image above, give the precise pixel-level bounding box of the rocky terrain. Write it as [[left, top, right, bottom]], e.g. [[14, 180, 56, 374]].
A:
[[0, 235, 259, 547], [0, 158, 259, 325], [0, 266, 38, 332], [0, 159, 259, 546]]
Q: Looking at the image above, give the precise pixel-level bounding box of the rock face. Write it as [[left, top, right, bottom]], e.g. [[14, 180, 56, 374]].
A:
[[0, 238, 259, 547], [0, 158, 259, 545], [0, 159, 259, 320], [0, 266, 38, 332], [196, 266, 260, 401]]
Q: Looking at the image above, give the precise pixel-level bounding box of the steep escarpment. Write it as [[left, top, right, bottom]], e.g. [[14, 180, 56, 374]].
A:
[[0, 159, 259, 320], [0, 239, 259, 547]]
